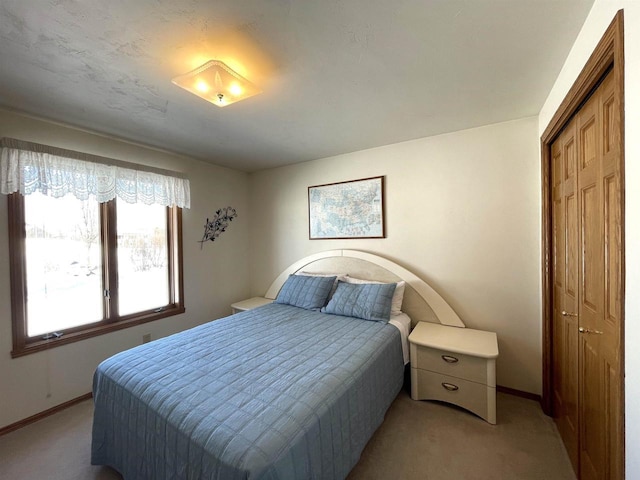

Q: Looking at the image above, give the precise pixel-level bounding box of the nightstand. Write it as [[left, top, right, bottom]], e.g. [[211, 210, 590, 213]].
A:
[[230, 297, 272, 314], [409, 321, 499, 424]]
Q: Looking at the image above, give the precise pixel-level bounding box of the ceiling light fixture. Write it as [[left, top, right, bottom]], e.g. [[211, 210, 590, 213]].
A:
[[172, 60, 262, 107]]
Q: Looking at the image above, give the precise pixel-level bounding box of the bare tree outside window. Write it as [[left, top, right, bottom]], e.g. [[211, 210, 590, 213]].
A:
[[121, 227, 167, 272], [75, 200, 99, 275]]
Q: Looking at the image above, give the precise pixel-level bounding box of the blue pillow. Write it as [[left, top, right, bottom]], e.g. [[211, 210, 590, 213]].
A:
[[274, 274, 337, 310], [322, 281, 396, 322]]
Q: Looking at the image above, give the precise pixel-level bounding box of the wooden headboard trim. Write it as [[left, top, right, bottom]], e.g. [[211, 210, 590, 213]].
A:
[[265, 249, 465, 328]]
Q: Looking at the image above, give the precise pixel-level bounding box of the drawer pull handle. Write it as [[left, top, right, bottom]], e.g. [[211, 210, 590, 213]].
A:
[[442, 382, 459, 392], [441, 355, 459, 363]]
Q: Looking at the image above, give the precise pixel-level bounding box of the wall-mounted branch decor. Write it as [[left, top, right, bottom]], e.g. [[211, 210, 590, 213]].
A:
[[308, 176, 385, 239], [200, 207, 237, 247]]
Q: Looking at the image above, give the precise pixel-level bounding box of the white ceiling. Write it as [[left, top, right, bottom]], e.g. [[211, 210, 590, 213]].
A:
[[0, 0, 594, 172]]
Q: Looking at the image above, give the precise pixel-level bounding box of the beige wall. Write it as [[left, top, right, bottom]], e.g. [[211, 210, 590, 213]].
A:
[[538, 1, 640, 476], [249, 116, 541, 394], [0, 109, 251, 429]]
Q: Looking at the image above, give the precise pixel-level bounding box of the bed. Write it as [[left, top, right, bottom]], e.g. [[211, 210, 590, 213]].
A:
[[91, 249, 465, 479]]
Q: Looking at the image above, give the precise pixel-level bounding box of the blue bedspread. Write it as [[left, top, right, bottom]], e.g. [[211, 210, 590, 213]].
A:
[[91, 303, 404, 479]]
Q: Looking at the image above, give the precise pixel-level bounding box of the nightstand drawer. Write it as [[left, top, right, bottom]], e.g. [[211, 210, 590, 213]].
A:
[[410, 368, 496, 424], [411, 345, 493, 386]]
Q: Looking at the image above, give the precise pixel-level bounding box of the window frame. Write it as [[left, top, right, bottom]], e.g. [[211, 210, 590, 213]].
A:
[[8, 193, 185, 358]]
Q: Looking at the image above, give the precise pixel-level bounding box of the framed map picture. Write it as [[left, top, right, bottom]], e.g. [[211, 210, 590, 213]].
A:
[[308, 176, 385, 239]]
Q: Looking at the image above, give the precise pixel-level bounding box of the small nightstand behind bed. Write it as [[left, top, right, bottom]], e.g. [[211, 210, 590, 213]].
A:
[[409, 321, 499, 424], [230, 296, 272, 314]]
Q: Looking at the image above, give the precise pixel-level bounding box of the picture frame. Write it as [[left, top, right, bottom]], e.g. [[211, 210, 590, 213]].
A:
[[308, 176, 385, 240]]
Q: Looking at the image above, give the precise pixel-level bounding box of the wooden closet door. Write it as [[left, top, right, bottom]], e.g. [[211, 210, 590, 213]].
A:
[[598, 70, 622, 480], [551, 119, 579, 473], [576, 79, 605, 480], [577, 71, 622, 480], [551, 70, 622, 480]]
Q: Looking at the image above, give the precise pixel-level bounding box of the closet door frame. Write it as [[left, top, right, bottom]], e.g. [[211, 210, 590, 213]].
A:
[[540, 6, 624, 471]]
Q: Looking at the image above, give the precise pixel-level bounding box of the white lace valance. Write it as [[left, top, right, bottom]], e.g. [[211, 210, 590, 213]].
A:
[[0, 138, 190, 208]]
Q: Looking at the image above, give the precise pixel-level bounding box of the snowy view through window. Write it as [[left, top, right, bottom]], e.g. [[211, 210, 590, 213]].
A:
[[24, 192, 168, 337]]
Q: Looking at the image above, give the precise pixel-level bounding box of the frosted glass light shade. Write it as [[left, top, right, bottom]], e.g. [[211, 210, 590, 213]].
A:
[[172, 60, 262, 107]]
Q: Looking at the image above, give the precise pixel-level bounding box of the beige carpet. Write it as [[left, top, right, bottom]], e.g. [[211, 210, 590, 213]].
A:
[[0, 390, 575, 480]]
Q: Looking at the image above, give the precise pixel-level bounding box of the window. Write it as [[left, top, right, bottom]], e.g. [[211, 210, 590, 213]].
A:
[[1, 138, 189, 357], [9, 192, 184, 357], [116, 201, 171, 316], [23, 192, 104, 337]]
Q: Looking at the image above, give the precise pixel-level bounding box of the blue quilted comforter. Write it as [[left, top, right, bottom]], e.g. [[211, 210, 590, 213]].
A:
[[91, 303, 404, 479]]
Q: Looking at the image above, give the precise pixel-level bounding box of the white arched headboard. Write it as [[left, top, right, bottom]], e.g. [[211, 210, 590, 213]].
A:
[[265, 250, 465, 328]]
